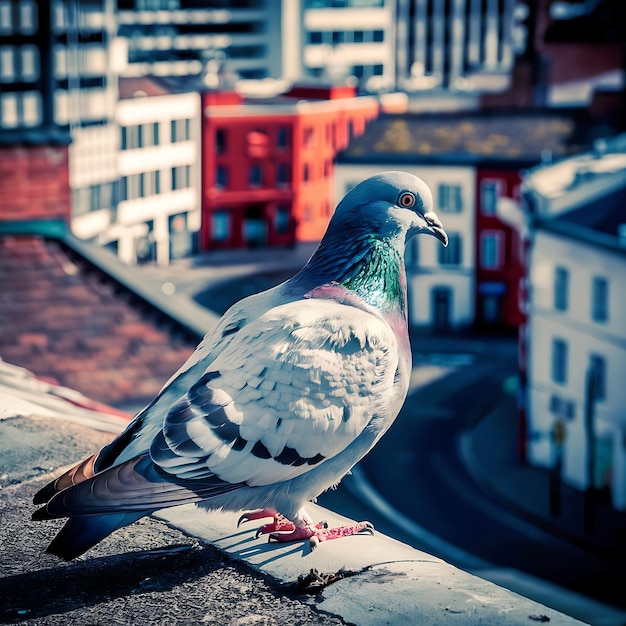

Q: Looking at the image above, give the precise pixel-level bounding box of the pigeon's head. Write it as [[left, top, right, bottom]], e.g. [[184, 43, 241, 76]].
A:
[[335, 171, 448, 247]]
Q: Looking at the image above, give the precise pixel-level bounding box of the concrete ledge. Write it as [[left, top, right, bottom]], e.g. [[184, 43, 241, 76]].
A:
[[0, 360, 589, 625], [156, 504, 586, 625]]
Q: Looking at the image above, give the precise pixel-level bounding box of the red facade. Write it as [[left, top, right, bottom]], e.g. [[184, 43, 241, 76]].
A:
[[200, 86, 379, 250], [474, 167, 525, 329]]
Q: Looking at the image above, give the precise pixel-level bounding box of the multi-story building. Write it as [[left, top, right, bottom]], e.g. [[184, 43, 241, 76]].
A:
[[335, 111, 582, 330], [0, 0, 125, 249], [117, 0, 283, 80], [521, 136, 626, 511], [103, 77, 201, 266], [201, 81, 380, 250], [0, 0, 119, 133], [396, 0, 520, 94], [298, 0, 395, 89]]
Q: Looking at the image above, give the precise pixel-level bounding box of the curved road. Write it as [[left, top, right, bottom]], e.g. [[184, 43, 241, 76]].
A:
[[320, 347, 626, 612]]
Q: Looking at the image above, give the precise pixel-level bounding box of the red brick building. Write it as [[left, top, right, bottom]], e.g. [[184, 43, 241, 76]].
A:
[[201, 83, 380, 250]]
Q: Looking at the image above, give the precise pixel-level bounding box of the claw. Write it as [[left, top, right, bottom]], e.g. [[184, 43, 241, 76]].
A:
[[237, 508, 276, 528]]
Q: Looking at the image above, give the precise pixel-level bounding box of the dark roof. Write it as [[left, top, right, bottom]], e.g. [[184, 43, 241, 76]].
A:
[[338, 112, 586, 166], [539, 184, 626, 254], [0, 228, 199, 410], [561, 185, 626, 235]]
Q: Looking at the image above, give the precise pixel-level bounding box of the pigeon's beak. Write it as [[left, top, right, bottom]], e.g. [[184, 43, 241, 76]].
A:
[[424, 211, 448, 247]]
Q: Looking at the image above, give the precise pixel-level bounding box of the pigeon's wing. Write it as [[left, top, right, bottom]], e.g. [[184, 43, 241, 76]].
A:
[[150, 297, 399, 487], [35, 298, 399, 518]]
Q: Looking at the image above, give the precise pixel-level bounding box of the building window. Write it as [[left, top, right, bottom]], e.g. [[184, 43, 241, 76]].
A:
[[373, 29, 384, 42], [215, 165, 228, 189], [438, 183, 462, 212], [277, 126, 289, 149], [100, 181, 117, 209], [591, 276, 608, 322], [81, 182, 118, 213], [0, 46, 14, 81], [551, 338, 568, 385], [72, 187, 89, 216], [17, 0, 36, 34], [303, 127, 313, 147], [171, 165, 191, 190], [554, 267, 569, 312], [480, 232, 503, 269], [211, 211, 230, 242], [141, 122, 159, 147], [216, 128, 227, 153], [249, 164, 262, 187], [120, 173, 146, 201], [144, 170, 160, 196], [308, 31, 322, 44], [275, 206, 290, 235], [480, 180, 501, 215], [303, 163, 310, 182], [332, 31, 344, 44], [121, 125, 142, 150], [439, 232, 462, 265], [354, 30, 364, 43], [171, 118, 190, 143], [276, 162, 289, 187], [589, 354, 606, 401], [0, 3, 12, 35]]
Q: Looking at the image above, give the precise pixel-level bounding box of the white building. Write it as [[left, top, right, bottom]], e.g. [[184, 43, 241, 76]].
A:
[[523, 137, 626, 510], [335, 162, 475, 330], [116, 78, 201, 266], [117, 0, 283, 81], [75, 77, 202, 267], [293, 0, 522, 96], [296, 0, 396, 90]]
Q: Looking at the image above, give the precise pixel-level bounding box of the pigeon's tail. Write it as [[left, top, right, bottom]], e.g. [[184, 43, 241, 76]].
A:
[[46, 512, 145, 561]]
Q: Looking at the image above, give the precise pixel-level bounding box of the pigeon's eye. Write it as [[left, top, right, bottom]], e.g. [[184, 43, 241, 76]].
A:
[[398, 192, 416, 208]]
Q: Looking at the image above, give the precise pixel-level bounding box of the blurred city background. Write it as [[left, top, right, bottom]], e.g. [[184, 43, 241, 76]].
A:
[[0, 0, 625, 623]]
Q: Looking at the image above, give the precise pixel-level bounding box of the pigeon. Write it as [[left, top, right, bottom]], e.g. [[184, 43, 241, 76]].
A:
[[32, 171, 448, 560]]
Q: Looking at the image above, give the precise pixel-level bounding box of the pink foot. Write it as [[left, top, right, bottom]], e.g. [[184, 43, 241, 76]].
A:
[[238, 508, 374, 549], [269, 520, 375, 550]]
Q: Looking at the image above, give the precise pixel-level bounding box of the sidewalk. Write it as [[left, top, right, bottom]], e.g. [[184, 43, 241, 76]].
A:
[[463, 391, 626, 562]]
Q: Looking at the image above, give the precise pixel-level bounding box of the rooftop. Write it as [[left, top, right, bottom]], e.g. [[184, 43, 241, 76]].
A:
[[523, 132, 626, 253], [338, 111, 590, 166], [0, 222, 219, 411]]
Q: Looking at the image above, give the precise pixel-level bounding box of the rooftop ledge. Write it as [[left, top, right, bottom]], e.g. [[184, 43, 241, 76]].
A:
[[0, 360, 586, 626]]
